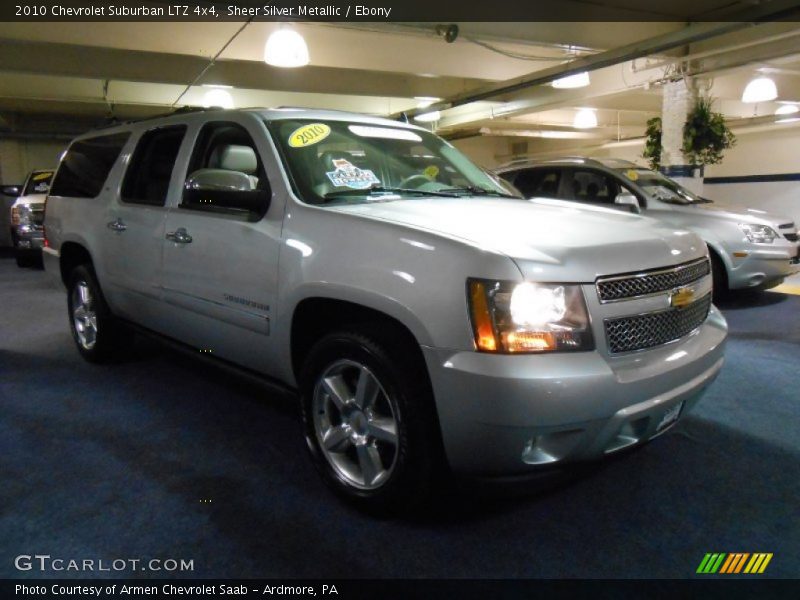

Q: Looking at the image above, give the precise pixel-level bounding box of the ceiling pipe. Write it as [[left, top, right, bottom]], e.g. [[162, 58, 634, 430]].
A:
[[393, 0, 800, 121]]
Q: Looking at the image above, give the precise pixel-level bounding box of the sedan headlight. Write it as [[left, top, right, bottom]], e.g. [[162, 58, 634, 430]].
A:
[[468, 279, 593, 353], [739, 223, 777, 244]]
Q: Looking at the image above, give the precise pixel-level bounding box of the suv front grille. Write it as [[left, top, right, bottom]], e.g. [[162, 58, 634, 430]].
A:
[[605, 294, 712, 354], [596, 258, 710, 303]]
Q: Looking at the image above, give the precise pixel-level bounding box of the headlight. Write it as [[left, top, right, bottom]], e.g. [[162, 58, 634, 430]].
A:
[[11, 205, 31, 227], [739, 223, 777, 244], [468, 279, 594, 353]]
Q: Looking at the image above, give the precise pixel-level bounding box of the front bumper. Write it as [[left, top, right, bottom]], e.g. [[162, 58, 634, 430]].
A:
[[726, 244, 800, 290], [423, 306, 727, 476], [11, 225, 45, 251]]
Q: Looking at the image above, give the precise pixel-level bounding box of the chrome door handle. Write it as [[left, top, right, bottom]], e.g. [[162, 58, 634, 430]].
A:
[[166, 228, 193, 244], [107, 218, 127, 232]]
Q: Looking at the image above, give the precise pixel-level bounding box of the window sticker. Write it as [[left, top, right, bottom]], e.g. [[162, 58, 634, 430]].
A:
[[288, 123, 331, 148], [625, 169, 639, 181], [326, 158, 380, 189], [423, 165, 439, 180], [33, 182, 50, 193], [33, 172, 53, 181]]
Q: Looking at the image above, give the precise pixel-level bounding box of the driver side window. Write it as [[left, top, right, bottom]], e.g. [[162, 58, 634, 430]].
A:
[[182, 122, 271, 219]]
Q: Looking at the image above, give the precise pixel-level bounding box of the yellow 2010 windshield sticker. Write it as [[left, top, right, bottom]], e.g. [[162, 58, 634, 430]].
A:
[[423, 165, 439, 180], [625, 169, 639, 181], [33, 172, 53, 180], [288, 123, 331, 148]]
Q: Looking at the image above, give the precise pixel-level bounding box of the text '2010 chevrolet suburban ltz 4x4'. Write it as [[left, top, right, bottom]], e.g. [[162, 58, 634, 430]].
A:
[[43, 108, 727, 512]]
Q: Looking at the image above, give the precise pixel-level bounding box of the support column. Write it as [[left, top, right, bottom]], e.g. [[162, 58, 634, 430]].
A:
[[660, 78, 704, 194]]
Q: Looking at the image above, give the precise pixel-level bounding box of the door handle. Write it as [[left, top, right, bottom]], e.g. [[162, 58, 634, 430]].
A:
[[107, 218, 127, 232], [166, 227, 193, 244]]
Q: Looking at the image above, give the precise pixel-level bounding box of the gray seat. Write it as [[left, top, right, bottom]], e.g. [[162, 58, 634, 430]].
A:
[[208, 144, 259, 189]]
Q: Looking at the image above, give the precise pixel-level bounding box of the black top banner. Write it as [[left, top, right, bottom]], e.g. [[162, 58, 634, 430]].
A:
[[3, 0, 800, 22]]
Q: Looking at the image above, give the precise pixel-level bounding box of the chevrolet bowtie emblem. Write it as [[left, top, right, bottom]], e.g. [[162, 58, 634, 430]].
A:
[[670, 287, 695, 308]]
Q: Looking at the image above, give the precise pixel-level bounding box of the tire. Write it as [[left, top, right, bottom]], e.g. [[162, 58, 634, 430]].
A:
[[300, 326, 443, 514], [709, 252, 728, 301], [67, 264, 132, 363], [15, 252, 32, 268]]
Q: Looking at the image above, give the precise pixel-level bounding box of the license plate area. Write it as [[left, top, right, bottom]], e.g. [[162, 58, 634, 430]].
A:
[[656, 401, 684, 432]]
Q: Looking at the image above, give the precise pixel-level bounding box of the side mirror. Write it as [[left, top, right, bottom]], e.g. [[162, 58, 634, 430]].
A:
[[182, 169, 270, 216], [1, 185, 22, 197], [614, 192, 641, 213]]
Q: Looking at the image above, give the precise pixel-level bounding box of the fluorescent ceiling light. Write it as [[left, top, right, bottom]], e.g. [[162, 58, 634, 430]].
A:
[[264, 28, 309, 68], [203, 88, 233, 109], [552, 72, 590, 89], [414, 96, 441, 108], [742, 77, 777, 103], [573, 108, 598, 129], [414, 111, 441, 123], [775, 104, 799, 115], [202, 84, 233, 89]]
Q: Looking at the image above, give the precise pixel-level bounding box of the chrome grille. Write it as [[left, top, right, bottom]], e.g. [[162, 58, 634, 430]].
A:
[[596, 258, 710, 303], [605, 294, 712, 354]]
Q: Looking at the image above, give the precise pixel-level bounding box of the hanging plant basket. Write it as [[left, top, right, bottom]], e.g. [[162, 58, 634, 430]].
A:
[[642, 116, 662, 170], [682, 96, 736, 166]]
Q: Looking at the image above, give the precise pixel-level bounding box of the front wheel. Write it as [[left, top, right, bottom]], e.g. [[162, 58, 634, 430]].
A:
[[67, 264, 132, 363], [300, 327, 443, 513]]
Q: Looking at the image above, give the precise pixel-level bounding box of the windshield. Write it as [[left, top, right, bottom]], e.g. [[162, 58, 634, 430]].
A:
[[618, 168, 711, 205], [267, 119, 520, 205], [24, 171, 53, 195]]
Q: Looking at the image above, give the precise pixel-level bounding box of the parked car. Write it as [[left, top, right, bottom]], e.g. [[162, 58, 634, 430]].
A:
[[5, 169, 54, 267], [43, 109, 727, 511], [494, 157, 800, 295]]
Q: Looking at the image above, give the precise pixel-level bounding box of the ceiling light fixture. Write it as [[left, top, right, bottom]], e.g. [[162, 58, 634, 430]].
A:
[[414, 96, 441, 108], [775, 104, 799, 115], [264, 28, 309, 68], [202, 88, 234, 109], [573, 108, 598, 129], [552, 72, 590, 89], [413, 110, 441, 123], [741, 77, 777, 103]]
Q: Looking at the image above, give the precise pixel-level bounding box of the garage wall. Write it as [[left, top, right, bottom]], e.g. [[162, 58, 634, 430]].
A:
[[0, 138, 66, 184]]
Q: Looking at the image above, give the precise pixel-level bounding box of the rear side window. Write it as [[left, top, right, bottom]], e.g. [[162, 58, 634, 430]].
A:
[[509, 168, 562, 198], [122, 126, 187, 206], [50, 132, 130, 198]]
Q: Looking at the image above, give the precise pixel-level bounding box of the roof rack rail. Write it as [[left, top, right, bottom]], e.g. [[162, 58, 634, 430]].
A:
[[92, 105, 219, 130]]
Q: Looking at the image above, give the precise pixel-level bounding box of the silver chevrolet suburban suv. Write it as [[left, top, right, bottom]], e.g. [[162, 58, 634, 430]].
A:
[[43, 108, 727, 511]]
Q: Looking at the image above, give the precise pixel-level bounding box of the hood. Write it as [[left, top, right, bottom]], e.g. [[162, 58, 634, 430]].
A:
[[668, 200, 794, 228], [14, 193, 47, 207], [333, 197, 706, 282]]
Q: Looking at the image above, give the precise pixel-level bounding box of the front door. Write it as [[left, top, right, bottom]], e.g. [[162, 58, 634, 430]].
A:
[[158, 116, 283, 375]]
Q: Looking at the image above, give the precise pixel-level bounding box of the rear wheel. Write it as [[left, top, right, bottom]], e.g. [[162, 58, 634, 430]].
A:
[[67, 264, 132, 363], [300, 326, 442, 514]]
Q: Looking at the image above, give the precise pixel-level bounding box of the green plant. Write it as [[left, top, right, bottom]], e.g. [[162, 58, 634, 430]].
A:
[[642, 117, 662, 170], [682, 96, 736, 166]]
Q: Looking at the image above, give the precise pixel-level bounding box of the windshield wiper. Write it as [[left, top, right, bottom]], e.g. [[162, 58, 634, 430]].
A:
[[323, 185, 459, 200], [441, 185, 520, 199]]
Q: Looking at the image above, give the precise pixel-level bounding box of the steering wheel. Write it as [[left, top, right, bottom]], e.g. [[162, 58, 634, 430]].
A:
[[398, 174, 433, 189]]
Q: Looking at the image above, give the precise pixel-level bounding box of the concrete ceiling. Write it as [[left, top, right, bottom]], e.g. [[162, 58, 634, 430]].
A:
[[1, 1, 800, 146]]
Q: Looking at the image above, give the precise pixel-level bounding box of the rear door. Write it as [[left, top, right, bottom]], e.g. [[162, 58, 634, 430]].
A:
[[158, 116, 282, 374], [103, 125, 188, 325]]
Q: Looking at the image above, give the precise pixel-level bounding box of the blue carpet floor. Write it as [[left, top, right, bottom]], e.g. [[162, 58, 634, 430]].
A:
[[1, 255, 798, 579]]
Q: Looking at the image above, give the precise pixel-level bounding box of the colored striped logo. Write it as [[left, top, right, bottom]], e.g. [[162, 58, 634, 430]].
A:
[[696, 553, 773, 574]]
